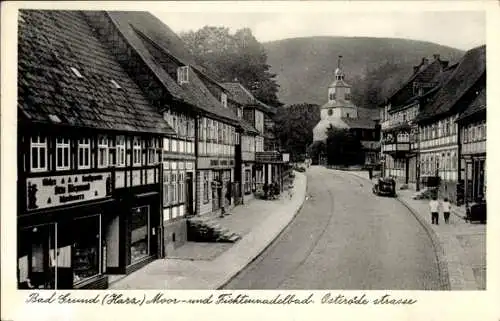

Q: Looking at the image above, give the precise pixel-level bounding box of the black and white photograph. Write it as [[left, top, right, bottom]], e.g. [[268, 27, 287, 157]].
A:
[[1, 1, 499, 320]]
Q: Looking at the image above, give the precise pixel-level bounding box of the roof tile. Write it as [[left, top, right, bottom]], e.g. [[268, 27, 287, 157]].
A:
[[18, 10, 174, 135]]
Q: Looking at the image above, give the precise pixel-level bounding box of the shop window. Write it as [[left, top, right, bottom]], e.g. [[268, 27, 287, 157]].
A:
[[56, 137, 70, 170], [97, 136, 108, 168], [133, 137, 141, 166], [130, 206, 150, 263], [30, 136, 48, 172], [203, 171, 209, 204], [78, 138, 91, 169], [116, 136, 126, 167], [72, 215, 101, 285]]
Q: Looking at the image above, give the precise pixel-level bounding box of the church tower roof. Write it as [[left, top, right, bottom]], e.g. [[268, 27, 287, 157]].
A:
[[329, 55, 351, 88]]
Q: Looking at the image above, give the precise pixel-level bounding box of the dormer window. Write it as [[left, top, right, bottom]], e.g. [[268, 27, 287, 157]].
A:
[[70, 67, 83, 79], [177, 66, 189, 84], [221, 93, 228, 108], [111, 79, 122, 89]]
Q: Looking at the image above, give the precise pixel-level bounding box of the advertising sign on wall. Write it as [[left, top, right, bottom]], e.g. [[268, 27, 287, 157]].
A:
[[26, 172, 112, 211]]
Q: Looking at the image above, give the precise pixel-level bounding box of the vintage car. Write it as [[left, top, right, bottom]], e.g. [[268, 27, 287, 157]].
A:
[[372, 177, 396, 197]]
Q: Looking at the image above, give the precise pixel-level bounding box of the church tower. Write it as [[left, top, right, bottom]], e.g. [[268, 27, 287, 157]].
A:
[[313, 55, 360, 142]]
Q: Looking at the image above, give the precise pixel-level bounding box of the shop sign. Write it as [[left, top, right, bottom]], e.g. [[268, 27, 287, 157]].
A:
[[26, 172, 112, 211]]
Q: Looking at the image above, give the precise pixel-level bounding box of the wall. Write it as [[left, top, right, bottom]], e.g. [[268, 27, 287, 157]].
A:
[[163, 219, 187, 255]]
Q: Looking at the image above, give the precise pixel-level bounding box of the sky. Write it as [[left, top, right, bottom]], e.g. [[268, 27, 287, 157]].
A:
[[154, 11, 485, 51]]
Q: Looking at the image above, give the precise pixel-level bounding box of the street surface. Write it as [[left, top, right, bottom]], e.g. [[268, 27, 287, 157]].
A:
[[223, 166, 441, 290]]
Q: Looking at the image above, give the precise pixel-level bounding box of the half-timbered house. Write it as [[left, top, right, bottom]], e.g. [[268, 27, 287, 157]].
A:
[[17, 10, 175, 289], [415, 45, 485, 203]]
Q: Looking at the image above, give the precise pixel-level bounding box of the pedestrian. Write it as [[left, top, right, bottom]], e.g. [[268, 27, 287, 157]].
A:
[[263, 183, 269, 199], [429, 195, 439, 225], [442, 197, 451, 224]]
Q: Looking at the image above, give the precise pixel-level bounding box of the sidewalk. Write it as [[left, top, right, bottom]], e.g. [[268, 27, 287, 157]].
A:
[[345, 170, 486, 290], [109, 171, 308, 290]]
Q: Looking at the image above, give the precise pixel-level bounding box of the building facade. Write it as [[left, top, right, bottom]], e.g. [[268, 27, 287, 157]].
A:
[[380, 55, 450, 186], [415, 45, 485, 203], [17, 10, 175, 289], [456, 87, 486, 204]]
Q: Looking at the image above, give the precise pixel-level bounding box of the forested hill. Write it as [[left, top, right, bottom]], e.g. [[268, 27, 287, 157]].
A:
[[263, 36, 464, 107]]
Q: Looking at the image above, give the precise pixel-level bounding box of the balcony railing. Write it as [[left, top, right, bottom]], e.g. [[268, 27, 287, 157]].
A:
[[381, 142, 411, 153]]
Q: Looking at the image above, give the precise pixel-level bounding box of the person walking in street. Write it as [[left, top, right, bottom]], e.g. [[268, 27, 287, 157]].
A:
[[429, 195, 439, 225], [442, 197, 451, 224]]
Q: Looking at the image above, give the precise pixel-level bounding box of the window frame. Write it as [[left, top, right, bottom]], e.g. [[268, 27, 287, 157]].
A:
[[116, 136, 126, 167], [133, 137, 142, 167], [77, 138, 91, 170], [55, 137, 71, 171], [30, 135, 48, 172], [97, 136, 109, 168]]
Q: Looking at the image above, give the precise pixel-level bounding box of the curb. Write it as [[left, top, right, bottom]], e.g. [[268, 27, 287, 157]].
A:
[[216, 172, 309, 289], [341, 170, 451, 290], [396, 197, 451, 290]]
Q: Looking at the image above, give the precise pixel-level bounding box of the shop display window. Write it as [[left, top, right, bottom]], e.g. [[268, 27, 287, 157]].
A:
[[130, 206, 150, 263], [72, 215, 101, 285]]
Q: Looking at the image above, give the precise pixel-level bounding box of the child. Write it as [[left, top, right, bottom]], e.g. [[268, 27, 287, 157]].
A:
[[442, 197, 451, 224], [429, 195, 439, 225]]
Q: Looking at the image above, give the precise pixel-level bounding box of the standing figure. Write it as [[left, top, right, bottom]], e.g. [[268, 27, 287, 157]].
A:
[[442, 197, 451, 224], [429, 195, 439, 225]]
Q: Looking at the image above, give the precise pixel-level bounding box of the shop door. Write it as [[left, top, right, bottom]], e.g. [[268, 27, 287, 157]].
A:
[[18, 223, 57, 289], [129, 206, 151, 264], [185, 172, 194, 215]]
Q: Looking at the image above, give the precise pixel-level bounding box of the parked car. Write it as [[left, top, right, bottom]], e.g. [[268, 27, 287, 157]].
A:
[[372, 177, 396, 197]]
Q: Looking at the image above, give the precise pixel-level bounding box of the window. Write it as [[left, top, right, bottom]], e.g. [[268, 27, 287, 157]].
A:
[[329, 92, 336, 101], [97, 136, 108, 168], [108, 137, 116, 166], [56, 138, 70, 170], [30, 136, 48, 172], [72, 215, 101, 284], [148, 138, 158, 165], [163, 169, 170, 206], [70, 67, 83, 78], [116, 136, 126, 167], [78, 138, 91, 169], [133, 137, 141, 166], [130, 206, 150, 263], [345, 92, 351, 100], [178, 172, 184, 203], [177, 66, 189, 84], [221, 93, 227, 108], [171, 172, 177, 204], [346, 113, 350, 118], [328, 109, 333, 116], [203, 171, 209, 203]]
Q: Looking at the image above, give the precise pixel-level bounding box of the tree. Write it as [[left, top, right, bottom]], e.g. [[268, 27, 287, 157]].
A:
[[325, 126, 364, 166], [180, 26, 282, 107], [274, 103, 321, 161]]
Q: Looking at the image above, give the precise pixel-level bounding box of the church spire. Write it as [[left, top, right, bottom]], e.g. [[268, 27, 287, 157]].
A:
[[337, 55, 343, 69], [335, 55, 345, 81]]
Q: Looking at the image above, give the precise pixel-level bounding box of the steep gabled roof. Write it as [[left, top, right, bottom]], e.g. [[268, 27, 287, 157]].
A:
[[384, 57, 449, 109], [341, 117, 376, 129], [457, 85, 486, 122], [222, 82, 277, 115], [18, 10, 174, 135], [416, 45, 486, 123], [106, 11, 239, 125]]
